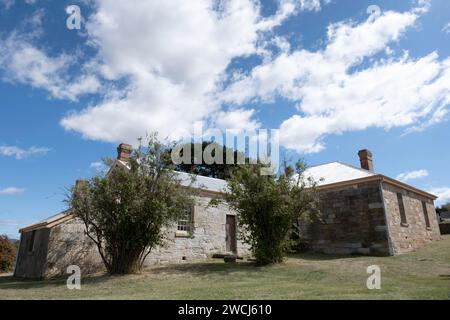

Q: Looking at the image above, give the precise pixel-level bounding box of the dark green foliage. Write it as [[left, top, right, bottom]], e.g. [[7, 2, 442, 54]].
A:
[[68, 135, 194, 274], [436, 203, 450, 214], [166, 141, 247, 179], [0, 235, 16, 272], [225, 161, 321, 265]]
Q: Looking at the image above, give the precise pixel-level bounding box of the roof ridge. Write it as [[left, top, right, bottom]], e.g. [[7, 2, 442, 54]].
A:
[[335, 161, 377, 175], [304, 161, 341, 169]]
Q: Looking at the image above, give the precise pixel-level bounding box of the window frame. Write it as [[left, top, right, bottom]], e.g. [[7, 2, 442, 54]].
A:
[[422, 201, 431, 230], [176, 206, 194, 237], [397, 193, 408, 227], [28, 229, 36, 253]]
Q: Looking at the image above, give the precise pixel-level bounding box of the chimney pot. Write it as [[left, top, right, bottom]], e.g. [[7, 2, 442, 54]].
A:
[[358, 149, 374, 172], [117, 143, 132, 161]]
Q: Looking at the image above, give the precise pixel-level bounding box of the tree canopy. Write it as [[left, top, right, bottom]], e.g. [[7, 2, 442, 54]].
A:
[[224, 161, 321, 265], [166, 141, 248, 180], [68, 136, 194, 274]]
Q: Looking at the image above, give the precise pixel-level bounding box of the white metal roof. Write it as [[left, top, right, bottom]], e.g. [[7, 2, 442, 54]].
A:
[[176, 171, 228, 193], [115, 159, 228, 193], [303, 161, 376, 186]]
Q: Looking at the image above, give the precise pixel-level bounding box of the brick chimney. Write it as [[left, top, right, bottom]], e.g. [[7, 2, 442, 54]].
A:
[[358, 149, 374, 172], [117, 143, 132, 162]]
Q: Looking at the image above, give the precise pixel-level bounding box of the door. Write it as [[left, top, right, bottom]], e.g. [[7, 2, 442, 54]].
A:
[[226, 215, 237, 253]]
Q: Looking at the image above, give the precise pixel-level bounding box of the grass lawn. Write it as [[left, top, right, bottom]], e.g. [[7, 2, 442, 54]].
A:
[[1, 235, 449, 300]]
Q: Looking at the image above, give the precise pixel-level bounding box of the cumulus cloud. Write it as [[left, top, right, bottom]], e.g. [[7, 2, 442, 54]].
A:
[[0, 187, 25, 195], [60, 0, 333, 144], [222, 4, 450, 153], [429, 187, 450, 205], [396, 169, 429, 182], [0, 145, 50, 159], [0, 32, 101, 101], [0, 0, 448, 155]]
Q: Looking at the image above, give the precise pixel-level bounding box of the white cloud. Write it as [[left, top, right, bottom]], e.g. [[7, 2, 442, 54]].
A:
[[90, 161, 107, 173], [1, 1, 447, 155], [443, 22, 450, 34], [429, 187, 450, 205], [222, 5, 450, 153], [60, 0, 280, 143], [396, 169, 429, 182], [0, 32, 101, 101], [0, 187, 25, 195], [0, 145, 50, 159], [60, 0, 332, 144], [212, 108, 261, 133]]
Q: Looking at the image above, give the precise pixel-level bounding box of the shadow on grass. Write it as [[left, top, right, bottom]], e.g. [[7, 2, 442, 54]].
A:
[[147, 260, 265, 276], [0, 261, 263, 289], [438, 275, 450, 281], [0, 273, 114, 290], [287, 252, 364, 261]]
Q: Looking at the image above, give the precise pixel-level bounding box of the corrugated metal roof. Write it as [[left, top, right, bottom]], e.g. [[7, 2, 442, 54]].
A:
[[115, 159, 227, 193], [303, 161, 376, 186], [177, 171, 228, 193]]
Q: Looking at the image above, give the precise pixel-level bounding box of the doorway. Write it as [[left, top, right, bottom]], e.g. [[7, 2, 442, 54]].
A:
[[225, 215, 237, 253]]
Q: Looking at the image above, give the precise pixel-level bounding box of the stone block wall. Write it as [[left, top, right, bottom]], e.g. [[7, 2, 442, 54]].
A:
[[44, 218, 104, 278], [145, 193, 250, 265], [302, 181, 391, 256], [14, 228, 50, 278], [382, 183, 441, 255], [16, 191, 250, 278]]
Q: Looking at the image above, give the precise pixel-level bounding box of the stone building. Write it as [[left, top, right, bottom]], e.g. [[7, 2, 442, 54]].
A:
[[14, 145, 441, 278], [301, 150, 441, 255], [14, 144, 249, 278]]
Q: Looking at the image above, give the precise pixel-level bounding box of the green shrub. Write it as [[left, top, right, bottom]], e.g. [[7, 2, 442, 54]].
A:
[[225, 161, 321, 265], [0, 235, 17, 272]]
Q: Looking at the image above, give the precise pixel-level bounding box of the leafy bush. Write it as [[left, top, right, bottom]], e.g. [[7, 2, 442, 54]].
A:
[[225, 161, 321, 265], [0, 235, 17, 272], [68, 135, 194, 274]]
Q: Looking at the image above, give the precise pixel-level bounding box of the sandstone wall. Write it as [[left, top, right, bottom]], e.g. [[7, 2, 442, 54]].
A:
[[382, 183, 441, 255], [144, 193, 250, 265], [303, 181, 391, 256], [44, 218, 104, 278], [17, 192, 250, 278], [14, 228, 50, 278]]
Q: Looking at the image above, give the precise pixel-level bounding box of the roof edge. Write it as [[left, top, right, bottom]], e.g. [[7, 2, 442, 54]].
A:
[[19, 213, 74, 233], [380, 175, 437, 200], [318, 174, 437, 200]]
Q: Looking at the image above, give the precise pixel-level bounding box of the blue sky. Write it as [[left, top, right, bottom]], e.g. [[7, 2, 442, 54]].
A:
[[0, 0, 449, 238]]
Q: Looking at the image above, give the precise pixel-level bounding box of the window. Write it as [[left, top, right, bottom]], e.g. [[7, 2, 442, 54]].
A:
[[397, 193, 408, 226], [28, 230, 36, 253], [422, 201, 431, 229], [177, 207, 193, 233]]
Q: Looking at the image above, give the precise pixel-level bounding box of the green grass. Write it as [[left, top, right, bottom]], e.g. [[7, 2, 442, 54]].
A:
[[1, 235, 449, 300]]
